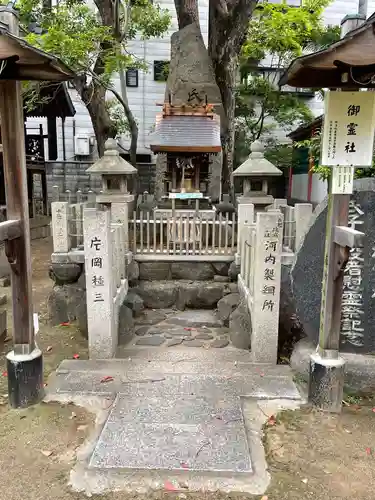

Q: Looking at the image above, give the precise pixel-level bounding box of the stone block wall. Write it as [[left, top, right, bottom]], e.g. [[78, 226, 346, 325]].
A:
[[46, 161, 101, 199]]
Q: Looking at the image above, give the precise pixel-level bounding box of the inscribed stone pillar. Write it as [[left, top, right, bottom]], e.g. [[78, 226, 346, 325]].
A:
[[51, 201, 69, 253], [251, 211, 283, 364], [208, 153, 222, 203], [83, 208, 116, 359], [155, 154, 167, 202]]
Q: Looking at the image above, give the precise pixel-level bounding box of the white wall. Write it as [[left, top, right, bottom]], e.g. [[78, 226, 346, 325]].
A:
[[291, 173, 328, 204]]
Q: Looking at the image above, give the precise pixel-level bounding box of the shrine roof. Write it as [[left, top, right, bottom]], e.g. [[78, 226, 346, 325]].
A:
[[25, 82, 75, 118], [150, 112, 221, 153], [279, 15, 375, 89], [0, 24, 74, 81]]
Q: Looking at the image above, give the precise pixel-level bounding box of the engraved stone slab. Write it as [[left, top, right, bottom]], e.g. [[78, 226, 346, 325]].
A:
[[292, 179, 375, 353], [90, 393, 251, 473]]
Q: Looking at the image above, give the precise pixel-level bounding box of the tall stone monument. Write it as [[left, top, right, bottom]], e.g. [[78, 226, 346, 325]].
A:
[[155, 23, 224, 202], [291, 178, 375, 354]]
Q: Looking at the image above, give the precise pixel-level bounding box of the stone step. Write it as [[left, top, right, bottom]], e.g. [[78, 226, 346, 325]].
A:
[[49, 355, 300, 401]]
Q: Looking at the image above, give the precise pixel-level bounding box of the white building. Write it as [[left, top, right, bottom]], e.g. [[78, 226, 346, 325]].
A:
[[26, 0, 375, 199]]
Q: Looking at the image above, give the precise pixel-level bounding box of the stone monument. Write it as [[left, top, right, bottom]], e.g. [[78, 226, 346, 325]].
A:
[[291, 178, 375, 354]]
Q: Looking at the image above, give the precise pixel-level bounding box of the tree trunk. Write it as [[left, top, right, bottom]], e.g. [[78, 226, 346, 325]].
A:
[[80, 81, 116, 157], [209, 0, 258, 195], [119, 67, 138, 166], [174, 0, 200, 29]]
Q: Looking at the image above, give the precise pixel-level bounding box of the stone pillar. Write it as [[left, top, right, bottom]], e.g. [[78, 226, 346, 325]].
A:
[[110, 197, 134, 252], [83, 207, 116, 359], [273, 198, 287, 209], [251, 211, 283, 364], [295, 203, 313, 251], [235, 203, 254, 266], [51, 201, 70, 253], [155, 153, 167, 202], [208, 152, 222, 203]]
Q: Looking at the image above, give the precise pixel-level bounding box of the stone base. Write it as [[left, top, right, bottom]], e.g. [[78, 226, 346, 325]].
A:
[[291, 338, 375, 394], [7, 348, 44, 408], [309, 353, 345, 413], [132, 280, 238, 310], [137, 261, 231, 281]]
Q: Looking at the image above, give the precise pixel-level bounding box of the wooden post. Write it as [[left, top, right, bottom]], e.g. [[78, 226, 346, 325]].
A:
[[0, 80, 42, 407], [309, 188, 364, 412], [0, 81, 34, 349]]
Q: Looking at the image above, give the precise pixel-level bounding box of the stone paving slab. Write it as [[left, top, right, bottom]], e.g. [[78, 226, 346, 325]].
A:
[[90, 395, 251, 473], [165, 310, 222, 328]]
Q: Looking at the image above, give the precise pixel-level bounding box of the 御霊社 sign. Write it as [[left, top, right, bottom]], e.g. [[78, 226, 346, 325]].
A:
[[321, 91, 375, 168]]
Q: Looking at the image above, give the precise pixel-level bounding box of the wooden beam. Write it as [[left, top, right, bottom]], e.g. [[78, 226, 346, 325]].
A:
[[0, 80, 34, 352], [334, 225, 364, 248], [0, 219, 21, 241]]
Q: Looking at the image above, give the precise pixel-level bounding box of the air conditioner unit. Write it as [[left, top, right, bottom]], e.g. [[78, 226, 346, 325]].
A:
[[74, 134, 91, 156]]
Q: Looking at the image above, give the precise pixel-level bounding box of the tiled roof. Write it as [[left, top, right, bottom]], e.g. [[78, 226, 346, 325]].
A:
[[150, 113, 221, 153]]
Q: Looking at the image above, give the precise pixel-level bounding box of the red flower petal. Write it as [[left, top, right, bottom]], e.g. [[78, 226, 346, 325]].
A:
[[73, 354, 80, 359], [100, 376, 114, 383], [164, 481, 177, 491]]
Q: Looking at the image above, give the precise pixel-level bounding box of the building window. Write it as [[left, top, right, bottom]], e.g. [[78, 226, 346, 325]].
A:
[[154, 60, 170, 82], [126, 69, 139, 87]]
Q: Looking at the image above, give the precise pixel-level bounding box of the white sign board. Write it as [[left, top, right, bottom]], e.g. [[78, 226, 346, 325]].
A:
[[321, 91, 375, 167], [169, 192, 203, 199], [331, 166, 354, 194]]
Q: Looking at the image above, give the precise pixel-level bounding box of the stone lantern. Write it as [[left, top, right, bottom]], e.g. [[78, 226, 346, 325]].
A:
[[232, 140, 282, 210], [86, 138, 137, 249]]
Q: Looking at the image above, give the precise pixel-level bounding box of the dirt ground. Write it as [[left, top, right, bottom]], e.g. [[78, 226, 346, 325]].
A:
[[0, 237, 374, 500]]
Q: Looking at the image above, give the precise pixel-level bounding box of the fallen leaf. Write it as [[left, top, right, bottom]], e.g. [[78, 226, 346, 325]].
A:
[[302, 478, 308, 484], [43, 383, 48, 388], [179, 482, 189, 490], [73, 354, 80, 359], [40, 450, 53, 457], [366, 447, 372, 455], [164, 480, 177, 491], [77, 424, 88, 432], [69, 412, 77, 419], [267, 414, 277, 426], [46, 346, 52, 352], [60, 322, 70, 326], [2, 371, 7, 377], [100, 376, 114, 383]]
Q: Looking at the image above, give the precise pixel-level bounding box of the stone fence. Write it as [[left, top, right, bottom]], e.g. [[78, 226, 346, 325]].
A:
[[237, 200, 313, 364]]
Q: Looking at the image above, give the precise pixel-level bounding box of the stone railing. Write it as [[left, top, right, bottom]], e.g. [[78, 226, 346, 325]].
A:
[[236, 200, 313, 364], [238, 210, 284, 364]]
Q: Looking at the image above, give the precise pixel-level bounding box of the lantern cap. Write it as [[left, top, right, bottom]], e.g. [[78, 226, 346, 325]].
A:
[[232, 141, 282, 177], [86, 139, 137, 176]]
